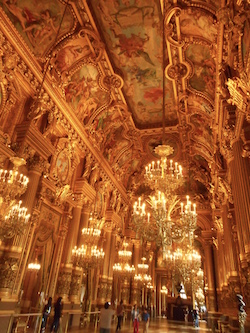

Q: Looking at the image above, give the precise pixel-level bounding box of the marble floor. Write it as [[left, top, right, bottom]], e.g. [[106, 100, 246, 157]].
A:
[[69, 319, 212, 333]]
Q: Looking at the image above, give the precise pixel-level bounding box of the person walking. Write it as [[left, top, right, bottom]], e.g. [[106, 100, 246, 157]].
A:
[[131, 304, 139, 333], [50, 297, 63, 333], [99, 302, 115, 333], [142, 307, 150, 333], [40, 297, 52, 333], [116, 300, 124, 331]]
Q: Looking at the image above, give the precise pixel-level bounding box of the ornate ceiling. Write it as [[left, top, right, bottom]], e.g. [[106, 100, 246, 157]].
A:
[[0, 0, 249, 221]]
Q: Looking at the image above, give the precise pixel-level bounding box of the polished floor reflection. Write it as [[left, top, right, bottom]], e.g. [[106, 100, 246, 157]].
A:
[[70, 318, 212, 333]]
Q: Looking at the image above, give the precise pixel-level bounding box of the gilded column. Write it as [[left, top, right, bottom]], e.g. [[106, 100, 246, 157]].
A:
[[51, 212, 71, 298], [121, 278, 130, 305], [203, 232, 217, 312], [131, 240, 141, 306], [222, 204, 240, 295], [98, 227, 112, 304], [156, 273, 161, 317], [58, 203, 82, 303], [63, 203, 82, 265], [230, 139, 250, 266]]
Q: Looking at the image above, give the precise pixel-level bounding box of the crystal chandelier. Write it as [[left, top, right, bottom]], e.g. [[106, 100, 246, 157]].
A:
[[0, 201, 30, 239], [0, 157, 29, 212], [161, 285, 168, 295], [117, 240, 132, 263], [72, 244, 104, 269], [72, 211, 104, 269], [113, 263, 135, 278], [137, 257, 149, 274], [134, 273, 152, 285], [179, 196, 197, 242], [28, 256, 41, 271], [170, 247, 201, 282], [144, 145, 183, 194], [133, 193, 177, 246], [0, 157, 30, 239], [134, 257, 152, 285], [113, 239, 135, 279]]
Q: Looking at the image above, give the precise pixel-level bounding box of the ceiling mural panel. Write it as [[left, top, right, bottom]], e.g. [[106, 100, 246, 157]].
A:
[[64, 64, 110, 125], [186, 44, 216, 99], [186, 94, 213, 116], [179, 9, 217, 42], [242, 19, 250, 62], [0, 0, 75, 57], [102, 124, 130, 164], [89, 0, 176, 129], [0, 85, 3, 110], [54, 35, 92, 72], [190, 113, 213, 149]]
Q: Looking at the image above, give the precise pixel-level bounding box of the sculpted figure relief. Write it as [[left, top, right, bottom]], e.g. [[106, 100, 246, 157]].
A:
[[110, 189, 118, 210], [82, 153, 92, 181], [89, 164, 100, 188]]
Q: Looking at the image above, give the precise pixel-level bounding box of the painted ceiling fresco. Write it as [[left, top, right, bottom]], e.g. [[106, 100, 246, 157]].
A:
[[186, 44, 216, 100], [0, 0, 76, 57], [179, 9, 217, 42], [190, 113, 213, 150], [65, 64, 110, 125], [89, 0, 177, 129]]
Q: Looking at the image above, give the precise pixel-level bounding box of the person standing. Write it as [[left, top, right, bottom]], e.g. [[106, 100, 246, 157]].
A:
[[99, 302, 115, 333], [193, 308, 199, 328], [116, 300, 124, 331], [142, 307, 150, 333], [131, 304, 139, 333], [50, 297, 63, 333], [40, 297, 52, 333]]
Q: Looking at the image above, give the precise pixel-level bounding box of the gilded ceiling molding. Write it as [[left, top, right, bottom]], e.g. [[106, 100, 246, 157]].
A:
[[181, 0, 217, 14]]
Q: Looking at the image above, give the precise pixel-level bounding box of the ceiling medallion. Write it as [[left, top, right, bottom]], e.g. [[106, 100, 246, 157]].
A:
[[154, 144, 174, 158], [166, 62, 188, 81]]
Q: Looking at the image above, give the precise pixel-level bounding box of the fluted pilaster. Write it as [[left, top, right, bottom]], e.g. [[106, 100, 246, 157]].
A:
[[203, 233, 217, 312], [230, 140, 250, 266]]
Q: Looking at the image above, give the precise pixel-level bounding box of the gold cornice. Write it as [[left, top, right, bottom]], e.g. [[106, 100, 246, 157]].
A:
[[15, 121, 56, 160], [74, 179, 96, 202]]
